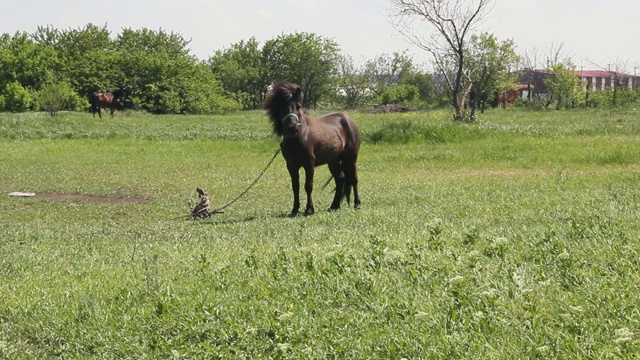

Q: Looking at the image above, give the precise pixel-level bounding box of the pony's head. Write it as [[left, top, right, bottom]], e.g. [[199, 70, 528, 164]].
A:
[[112, 88, 130, 108], [263, 82, 304, 137], [112, 89, 126, 101]]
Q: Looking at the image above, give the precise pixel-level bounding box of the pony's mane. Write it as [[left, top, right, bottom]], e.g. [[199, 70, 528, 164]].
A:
[[263, 82, 302, 136]]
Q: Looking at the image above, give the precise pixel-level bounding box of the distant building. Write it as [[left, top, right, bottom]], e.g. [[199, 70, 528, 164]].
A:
[[577, 70, 639, 91], [518, 69, 553, 95], [517, 69, 640, 97]]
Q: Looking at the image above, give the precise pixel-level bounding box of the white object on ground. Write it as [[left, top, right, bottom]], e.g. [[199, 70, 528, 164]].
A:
[[8, 192, 36, 197]]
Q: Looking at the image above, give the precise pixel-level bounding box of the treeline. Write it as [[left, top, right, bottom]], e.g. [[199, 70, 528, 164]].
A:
[[1, 23, 637, 115], [210, 33, 441, 110], [0, 24, 236, 114], [0, 23, 442, 114]]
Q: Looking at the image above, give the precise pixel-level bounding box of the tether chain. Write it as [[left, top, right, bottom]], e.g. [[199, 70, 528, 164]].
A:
[[163, 148, 282, 222], [211, 148, 282, 213]]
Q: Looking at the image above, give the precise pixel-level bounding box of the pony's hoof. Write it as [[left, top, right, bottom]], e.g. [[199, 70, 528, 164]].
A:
[[329, 206, 341, 212], [304, 208, 315, 216], [289, 211, 299, 218]]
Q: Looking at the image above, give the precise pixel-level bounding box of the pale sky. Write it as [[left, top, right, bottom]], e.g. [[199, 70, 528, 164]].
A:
[[2, 0, 639, 72]]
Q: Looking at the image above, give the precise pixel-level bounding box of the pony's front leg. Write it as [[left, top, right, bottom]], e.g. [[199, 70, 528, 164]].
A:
[[287, 163, 301, 216], [303, 165, 315, 216]]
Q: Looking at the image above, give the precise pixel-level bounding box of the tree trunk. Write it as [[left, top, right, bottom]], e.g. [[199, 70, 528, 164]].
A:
[[452, 49, 466, 122], [469, 86, 480, 122], [452, 93, 463, 121]]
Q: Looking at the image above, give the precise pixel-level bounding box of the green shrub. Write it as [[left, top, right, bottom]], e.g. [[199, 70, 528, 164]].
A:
[[586, 88, 637, 108], [34, 81, 87, 115], [0, 82, 33, 112], [210, 93, 241, 113], [379, 84, 421, 107], [156, 89, 182, 114]]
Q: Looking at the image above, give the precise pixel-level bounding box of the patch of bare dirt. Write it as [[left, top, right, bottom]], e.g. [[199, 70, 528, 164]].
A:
[[34, 193, 148, 203]]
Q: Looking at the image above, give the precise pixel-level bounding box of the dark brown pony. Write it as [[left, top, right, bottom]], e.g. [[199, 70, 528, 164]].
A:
[[264, 82, 361, 216], [90, 89, 126, 118]]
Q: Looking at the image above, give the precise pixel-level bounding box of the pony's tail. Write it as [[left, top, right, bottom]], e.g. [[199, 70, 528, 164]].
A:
[[322, 174, 353, 205]]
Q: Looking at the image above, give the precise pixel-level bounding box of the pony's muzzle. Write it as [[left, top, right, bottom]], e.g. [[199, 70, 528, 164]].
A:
[[282, 113, 301, 134]]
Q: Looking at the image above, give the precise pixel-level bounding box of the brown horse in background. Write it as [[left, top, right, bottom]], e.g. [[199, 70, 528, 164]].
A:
[[264, 82, 361, 216], [90, 89, 126, 118]]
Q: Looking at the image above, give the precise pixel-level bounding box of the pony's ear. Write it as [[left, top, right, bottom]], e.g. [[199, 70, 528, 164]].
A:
[[293, 87, 304, 105], [196, 187, 205, 197]]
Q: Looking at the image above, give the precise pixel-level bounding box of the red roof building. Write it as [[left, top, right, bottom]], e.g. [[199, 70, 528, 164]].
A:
[[518, 69, 639, 95], [577, 70, 638, 91]]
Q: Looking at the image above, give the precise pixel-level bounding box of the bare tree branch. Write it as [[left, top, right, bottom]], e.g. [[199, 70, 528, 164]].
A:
[[389, 0, 496, 121]]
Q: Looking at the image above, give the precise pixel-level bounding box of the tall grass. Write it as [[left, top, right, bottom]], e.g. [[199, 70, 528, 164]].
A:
[[1, 108, 639, 358]]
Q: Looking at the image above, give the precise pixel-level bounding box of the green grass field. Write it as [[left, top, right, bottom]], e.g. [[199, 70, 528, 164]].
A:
[[1, 108, 640, 359]]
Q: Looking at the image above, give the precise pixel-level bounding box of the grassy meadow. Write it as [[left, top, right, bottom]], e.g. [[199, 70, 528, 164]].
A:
[[1, 107, 640, 358]]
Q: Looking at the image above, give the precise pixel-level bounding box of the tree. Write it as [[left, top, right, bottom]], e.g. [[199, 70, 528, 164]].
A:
[[365, 51, 415, 89], [181, 63, 240, 113], [390, 0, 496, 121], [334, 52, 437, 109], [520, 41, 574, 108], [114, 28, 238, 114], [545, 63, 585, 110], [521, 41, 572, 72], [209, 37, 267, 110], [35, 24, 117, 98], [465, 33, 520, 116], [363, 51, 438, 108], [335, 55, 375, 109], [262, 32, 341, 108], [0, 31, 57, 93], [404, 71, 438, 107]]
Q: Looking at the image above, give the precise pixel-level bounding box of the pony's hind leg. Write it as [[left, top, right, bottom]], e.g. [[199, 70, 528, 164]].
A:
[[328, 162, 345, 210], [345, 161, 361, 209]]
